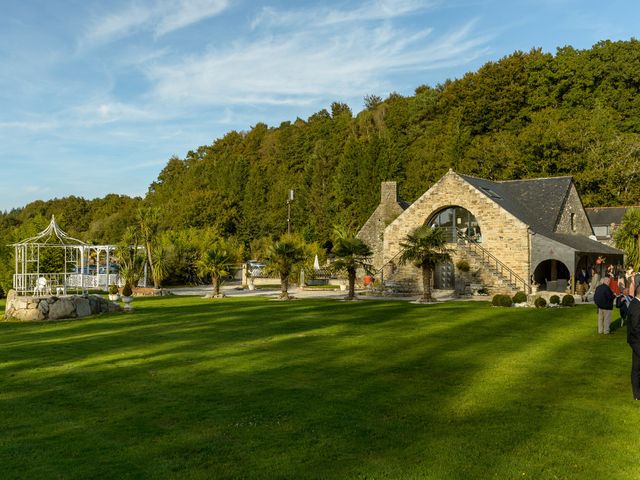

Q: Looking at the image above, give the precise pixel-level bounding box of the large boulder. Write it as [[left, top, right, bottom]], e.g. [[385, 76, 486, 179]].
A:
[[75, 298, 92, 318], [4, 292, 122, 321], [48, 298, 76, 320]]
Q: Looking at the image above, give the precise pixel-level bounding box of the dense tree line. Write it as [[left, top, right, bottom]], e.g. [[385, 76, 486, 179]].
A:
[[2, 39, 640, 294]]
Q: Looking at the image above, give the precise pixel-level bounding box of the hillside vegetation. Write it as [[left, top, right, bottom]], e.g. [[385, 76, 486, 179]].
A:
[[1, 39, 640, 292]]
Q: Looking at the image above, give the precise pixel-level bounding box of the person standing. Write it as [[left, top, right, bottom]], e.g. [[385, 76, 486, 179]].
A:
[[584, 267, 600, 301], [594, 276, 615, 334], [617, 288, 632, 326], [626, 284, 640, 400]]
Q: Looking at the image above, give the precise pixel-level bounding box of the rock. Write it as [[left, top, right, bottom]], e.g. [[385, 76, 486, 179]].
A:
[[75, 298, 92, 318], [48, 298, 76, 320], [38, 301, 49, 315], [89, 297, 100, 314], [13, 307, 45, 321]]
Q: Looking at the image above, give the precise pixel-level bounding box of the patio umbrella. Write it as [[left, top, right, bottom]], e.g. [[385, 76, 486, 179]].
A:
[[313, 254, 320, 270]]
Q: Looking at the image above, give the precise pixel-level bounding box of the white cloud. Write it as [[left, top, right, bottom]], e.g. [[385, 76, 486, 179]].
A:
[[155, 0, 229, 36], [82, 0, 229, 48], [145, 17, 490, 108], [251, 0, 437, 29]]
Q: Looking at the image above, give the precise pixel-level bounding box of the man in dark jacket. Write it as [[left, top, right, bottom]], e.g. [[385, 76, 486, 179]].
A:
[[617, 288, 632, 326], [626, 284, 640, 400], [594, 276, 615, 334]]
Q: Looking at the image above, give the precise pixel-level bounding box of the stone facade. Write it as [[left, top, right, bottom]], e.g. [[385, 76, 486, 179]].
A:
[[356, 181, 407, 271], [358, 170, 622, 296], [3, 290, 121, 321], [382, 171, 530, 289], [555, 183, 592, 235]]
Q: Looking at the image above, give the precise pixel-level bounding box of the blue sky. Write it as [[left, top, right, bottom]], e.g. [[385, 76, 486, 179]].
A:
[[0, 0, 638, 212]]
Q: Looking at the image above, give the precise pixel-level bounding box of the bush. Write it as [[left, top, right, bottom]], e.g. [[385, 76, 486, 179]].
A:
[[492, 294, 512, 307], [549, 295, 560, 305], [534, 297, 547, 308], [122, 284, 133, 297], [0, 284, 4, 299], [561, 295, 575, 307], [500, 295, 513, 307], [456, 259, 470, 272], [512, 291, 527, 304], [108, 284, 119, 295]]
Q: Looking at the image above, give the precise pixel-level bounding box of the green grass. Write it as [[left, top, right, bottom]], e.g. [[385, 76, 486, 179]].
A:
[[1, 297, 638, 479]]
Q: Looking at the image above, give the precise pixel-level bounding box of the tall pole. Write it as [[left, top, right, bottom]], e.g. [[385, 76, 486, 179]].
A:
[[287, 189, 294, 234]]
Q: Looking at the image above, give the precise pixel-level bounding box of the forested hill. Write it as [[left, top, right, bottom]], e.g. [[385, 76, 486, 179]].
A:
[[3, 39, 640, 252], [145, 39, 640, 244]]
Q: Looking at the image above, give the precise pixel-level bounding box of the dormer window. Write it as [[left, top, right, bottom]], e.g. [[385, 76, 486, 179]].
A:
[[480, 186, 502, 199]]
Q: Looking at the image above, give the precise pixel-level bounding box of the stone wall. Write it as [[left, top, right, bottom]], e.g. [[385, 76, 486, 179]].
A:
[[383, 171, 530, 290], [3, 290, 121, 321], [357, 181, 407, 271], [556, 183, 593, 235]]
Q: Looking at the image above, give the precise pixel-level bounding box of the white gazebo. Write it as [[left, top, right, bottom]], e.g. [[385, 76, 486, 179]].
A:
[[10, 215, 119, 296]]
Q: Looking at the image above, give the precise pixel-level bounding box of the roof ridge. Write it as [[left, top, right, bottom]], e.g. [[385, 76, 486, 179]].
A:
[[586, 205, 640, 209], [495, 176, 573, 183]]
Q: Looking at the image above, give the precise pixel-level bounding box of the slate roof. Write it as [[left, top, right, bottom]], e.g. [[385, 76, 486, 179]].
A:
[[585, 207, 630, 226], [456, 173, 623, 255], [457, 173, 573, 235], [548, 233, 623, 255]]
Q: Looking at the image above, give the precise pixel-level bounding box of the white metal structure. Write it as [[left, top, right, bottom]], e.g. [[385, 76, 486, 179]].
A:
[[10, 215, 119, 296]]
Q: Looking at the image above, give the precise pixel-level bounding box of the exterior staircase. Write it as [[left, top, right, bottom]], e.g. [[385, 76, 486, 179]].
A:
[[455, 233, 530, 294]]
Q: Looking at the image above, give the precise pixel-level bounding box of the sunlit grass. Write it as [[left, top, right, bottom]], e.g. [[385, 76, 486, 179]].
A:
[[0, 296, 637, 479]]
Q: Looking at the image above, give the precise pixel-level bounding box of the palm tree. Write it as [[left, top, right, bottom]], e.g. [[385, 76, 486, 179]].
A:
[[614, 208, 640, 271], [197, 242, 235, 297], [398, 225, 451, 303], [117, 226, 145, 290], [332, 237, 373, 300], [136, 207, 161, 288], [265, 236, 307, 300]]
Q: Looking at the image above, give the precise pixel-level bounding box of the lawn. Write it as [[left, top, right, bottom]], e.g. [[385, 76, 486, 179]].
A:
[[0, 296, 638, 479]]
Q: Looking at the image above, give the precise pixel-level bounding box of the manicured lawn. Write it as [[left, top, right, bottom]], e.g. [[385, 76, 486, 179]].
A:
[[1, 296, 638, 479]]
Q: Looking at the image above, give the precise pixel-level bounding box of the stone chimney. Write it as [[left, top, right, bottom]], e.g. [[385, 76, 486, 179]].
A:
[[380, 181, 398, 204]]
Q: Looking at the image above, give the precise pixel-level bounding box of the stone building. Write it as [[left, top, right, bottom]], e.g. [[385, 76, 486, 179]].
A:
[[585, 206, 638, 246], [357, 170, 623, 294]]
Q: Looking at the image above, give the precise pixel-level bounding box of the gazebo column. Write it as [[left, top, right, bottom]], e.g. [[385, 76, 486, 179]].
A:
[[105, 247, 110, 290], [96, 248, 101, 289], [80, 246, 85, 292]]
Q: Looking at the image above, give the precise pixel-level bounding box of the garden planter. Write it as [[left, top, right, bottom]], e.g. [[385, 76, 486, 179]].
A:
[[122, 295, 134, 311]]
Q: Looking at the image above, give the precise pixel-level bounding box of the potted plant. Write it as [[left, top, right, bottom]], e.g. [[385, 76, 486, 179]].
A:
[[108, 284, 119, 301], [121, 283, 134, 311]]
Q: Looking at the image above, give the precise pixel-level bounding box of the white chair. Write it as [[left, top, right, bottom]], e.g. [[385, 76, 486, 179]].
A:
[[34, 277, 48, 296]]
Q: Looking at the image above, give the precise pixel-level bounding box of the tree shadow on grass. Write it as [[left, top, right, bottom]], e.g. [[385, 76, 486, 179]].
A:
[[0, 300, 636, 479]]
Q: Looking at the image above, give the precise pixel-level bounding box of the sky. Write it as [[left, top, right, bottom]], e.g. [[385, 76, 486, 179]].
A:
[[0, 0, 638, 212]]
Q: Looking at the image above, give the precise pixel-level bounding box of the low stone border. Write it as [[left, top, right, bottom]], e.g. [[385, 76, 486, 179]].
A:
[[3, 289, 121, 321]]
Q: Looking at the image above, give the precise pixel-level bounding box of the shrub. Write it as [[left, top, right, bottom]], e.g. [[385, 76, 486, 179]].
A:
[[499, 295, 513, 307], [108, 284, 119, 295], [549, 295, 560, 305], [455, 259, 470, 272], [512, 291, 527, 304], [122, 284, 133, 297], [492, 294, 512, 307], [561, 295, 575, 307], [534, 296, 547, 308]]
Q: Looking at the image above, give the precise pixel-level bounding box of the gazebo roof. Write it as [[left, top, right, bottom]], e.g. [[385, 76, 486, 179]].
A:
[[11, 215, 87, 247]]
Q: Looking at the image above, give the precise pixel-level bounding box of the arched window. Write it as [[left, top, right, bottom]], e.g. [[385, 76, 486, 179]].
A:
[[427, 206, 482, 243]]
